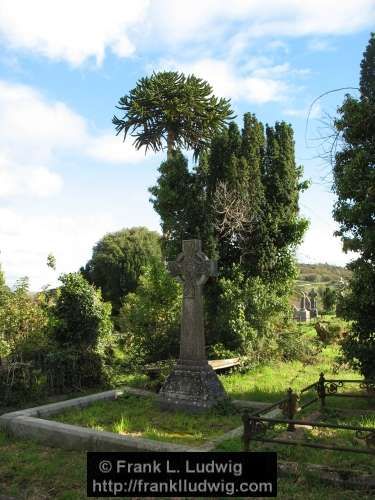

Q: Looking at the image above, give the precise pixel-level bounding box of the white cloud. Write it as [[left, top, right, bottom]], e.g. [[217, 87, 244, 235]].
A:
[[0, 81, 159, 289], [0, 1, 373, 66], [0, 80, 153, 177], [0, 0, 149, 66], [86, 134, 150, 165], [283, 102, 322, 119], [0, 81, 87, 164], [297, 219, 355, 267], [307, 39, 336, 52], [0, 207, 118, 290], [0, 157, 63, 198], [159, 57, 292, 104], [149, 1, 375, 46]]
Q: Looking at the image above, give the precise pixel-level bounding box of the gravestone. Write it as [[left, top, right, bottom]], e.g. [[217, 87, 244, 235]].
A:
[[297, 292, 310, 322], [305, 295, 311, 311], [158, 239, 227, 411], [309, 288, 319, 318]]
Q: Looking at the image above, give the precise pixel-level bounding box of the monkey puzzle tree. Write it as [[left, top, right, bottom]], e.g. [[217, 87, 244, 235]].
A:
[[113, 71, 234, 160]]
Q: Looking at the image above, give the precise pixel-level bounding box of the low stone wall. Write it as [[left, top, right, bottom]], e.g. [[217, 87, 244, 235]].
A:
[[0, 387, 282, 454], [0, 387, 201, 452]]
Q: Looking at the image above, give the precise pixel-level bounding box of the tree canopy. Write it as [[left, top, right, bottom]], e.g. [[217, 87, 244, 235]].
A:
[[54, 273, 113, 350], [81, 227, 162, 313], [150, 113, 308, 281], [113, 71, 235, 160], [150, 113, 308, 349], [333, 33, 375, 378]]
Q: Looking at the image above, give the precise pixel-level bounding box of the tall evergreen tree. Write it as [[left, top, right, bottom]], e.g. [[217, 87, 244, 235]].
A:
[[333, 33, 375, 378], [150, 114, 308, 279], [150, 113, 308, 347], [149, 152, 206, 259], [260, 122, 308, 282], [113, 71, 234, 160]]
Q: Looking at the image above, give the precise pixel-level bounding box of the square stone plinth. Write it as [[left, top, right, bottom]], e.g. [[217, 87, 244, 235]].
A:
[[158, 361, 227, 412]]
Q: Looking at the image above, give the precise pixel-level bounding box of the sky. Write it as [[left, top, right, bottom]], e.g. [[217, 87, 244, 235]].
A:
[[0, 0, 374, 290]]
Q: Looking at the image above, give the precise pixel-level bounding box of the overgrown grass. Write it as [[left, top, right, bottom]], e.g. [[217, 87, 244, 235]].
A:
[[0, 429, 374, 499], [0, 431, 85, 499], [50, 393, 243, 446], [221, 343, 363, 404], [2, 331, 374, 499], [216, 406, 375, 473]]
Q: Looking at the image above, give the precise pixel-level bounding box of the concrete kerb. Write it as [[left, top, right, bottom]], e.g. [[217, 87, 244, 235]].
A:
[[2, 389, 373, 490], [0, 386, 207, 452], [0, 386, 281, 453]]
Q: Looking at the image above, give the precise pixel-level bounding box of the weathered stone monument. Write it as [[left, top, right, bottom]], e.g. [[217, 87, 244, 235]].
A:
[[309, 288, 318, 318], [158, 239, 227, 411], [305, 295, 311, 311], [296, 292, 310, 322]]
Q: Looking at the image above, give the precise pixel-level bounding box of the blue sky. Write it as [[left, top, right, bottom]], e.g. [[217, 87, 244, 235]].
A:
[[0, 1, 374, 290]]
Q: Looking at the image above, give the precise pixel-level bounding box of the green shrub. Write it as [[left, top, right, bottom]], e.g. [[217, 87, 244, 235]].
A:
[[214, 265, 291, 361], [320, 286, 337, 313], [117, 261, 182, 366], [303, 274, 318, 282], [81, 227, 162, 313], [43, 349, 108, 393], [54, 273, 113, 350], [339, 261, 375, 379], [0, 278, 51, 361], [314, 319, 347, 345], [276, 326, 320, 362], [207, 343, 238, 359]]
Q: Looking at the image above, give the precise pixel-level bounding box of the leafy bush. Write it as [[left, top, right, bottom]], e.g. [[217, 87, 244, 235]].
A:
[[320, 286, 337, 313], [0, 270, 116, 405], [54, 273, 113, 350], [0, 278, 51, 361], [314, 319, 347, 345], [82, 227, 162, 313], [0, 277, 54, 404], [303, 274, 318, 282], [276, 326, 320, 363], [214, 265, 292, 362], [43, 349, 108, 393], [207, 343, 238, 360], [117, 260, 182, 366], [50, 273, 115, 390]]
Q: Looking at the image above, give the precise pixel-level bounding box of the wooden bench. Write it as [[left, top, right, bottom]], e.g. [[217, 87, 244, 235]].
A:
[[143, 358, 240, 379], [208, 358, 240, 372]]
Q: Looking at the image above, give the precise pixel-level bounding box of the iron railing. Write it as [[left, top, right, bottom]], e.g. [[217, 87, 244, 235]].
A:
[[242, 373, 375, 455]]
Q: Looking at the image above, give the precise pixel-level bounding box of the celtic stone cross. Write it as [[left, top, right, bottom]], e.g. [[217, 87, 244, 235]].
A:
[[167, 239, 217, 363], [159, 239, 226, 411], [309, 288, 318, 308]]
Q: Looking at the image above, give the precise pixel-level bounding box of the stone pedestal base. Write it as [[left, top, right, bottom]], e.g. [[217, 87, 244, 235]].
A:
[[158, 361, 227, 412], [310, 308, 318, 318], [298, 308, 310, 322]]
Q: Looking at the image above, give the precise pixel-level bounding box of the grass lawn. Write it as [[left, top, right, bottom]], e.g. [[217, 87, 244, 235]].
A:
[[216, 406, 375, 473], [1, 337, 374, 499], [117, 342, 364, 407], [50, 393, 243, 446], [221, 344, 365, 405], [2, 429, 374, 500]]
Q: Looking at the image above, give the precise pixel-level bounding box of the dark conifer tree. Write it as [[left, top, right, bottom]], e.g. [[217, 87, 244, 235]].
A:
[[333, 33, 375, 378]]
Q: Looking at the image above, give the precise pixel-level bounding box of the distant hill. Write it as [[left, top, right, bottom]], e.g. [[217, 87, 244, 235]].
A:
[[291, 263, 351, 306], [297, 263, 351, 285]]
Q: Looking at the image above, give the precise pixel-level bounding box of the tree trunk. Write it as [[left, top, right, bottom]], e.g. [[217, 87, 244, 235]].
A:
[[167, 129, 175, 160]]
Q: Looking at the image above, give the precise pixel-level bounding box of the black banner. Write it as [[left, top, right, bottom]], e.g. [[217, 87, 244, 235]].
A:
[[87, 451, 277, 497]]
